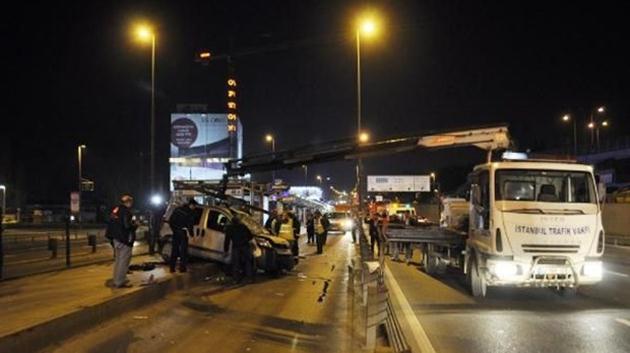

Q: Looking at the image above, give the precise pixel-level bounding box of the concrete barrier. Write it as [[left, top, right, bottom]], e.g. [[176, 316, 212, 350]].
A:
[[602, 203, 630, 242]]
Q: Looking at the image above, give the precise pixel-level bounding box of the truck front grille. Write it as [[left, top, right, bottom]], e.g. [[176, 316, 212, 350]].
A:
[[522, 244, 579, 254]]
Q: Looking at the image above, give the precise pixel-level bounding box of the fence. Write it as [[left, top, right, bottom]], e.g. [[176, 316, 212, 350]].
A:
[[0, 225, 149, 280]]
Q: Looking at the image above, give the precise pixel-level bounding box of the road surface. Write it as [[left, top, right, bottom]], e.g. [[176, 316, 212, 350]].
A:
[[41, 233, 359, 353], [386, 244, 630, 353]]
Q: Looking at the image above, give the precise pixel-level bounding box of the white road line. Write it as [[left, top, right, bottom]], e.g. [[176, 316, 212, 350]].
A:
[[384, 263, 437, 353], [605, 270, 630, 278], [615, 318, 630, 328]]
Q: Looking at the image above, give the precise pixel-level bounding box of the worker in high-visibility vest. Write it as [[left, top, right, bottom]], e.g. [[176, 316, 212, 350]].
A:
[[278, 212, 298, 261]]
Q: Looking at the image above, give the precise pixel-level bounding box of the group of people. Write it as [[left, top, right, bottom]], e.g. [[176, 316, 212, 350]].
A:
[[104, 193, 338, 288]]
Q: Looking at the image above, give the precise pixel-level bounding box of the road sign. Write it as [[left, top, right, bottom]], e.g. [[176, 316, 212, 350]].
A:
[[367, 175, 431, 192], [70, 192, 80, 214]]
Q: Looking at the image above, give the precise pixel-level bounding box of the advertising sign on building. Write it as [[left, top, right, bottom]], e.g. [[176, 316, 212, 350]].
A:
[[70, 192, 80, 213], [367, 175, 431, 192], [170, 113, 242, 188]]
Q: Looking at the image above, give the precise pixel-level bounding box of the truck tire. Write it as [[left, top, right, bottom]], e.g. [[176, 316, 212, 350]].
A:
[[470, 256, 487, 298], [423, 245, 437, 275]]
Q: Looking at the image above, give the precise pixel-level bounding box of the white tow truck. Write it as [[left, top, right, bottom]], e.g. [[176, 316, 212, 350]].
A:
[[223, 124, 605, 297]]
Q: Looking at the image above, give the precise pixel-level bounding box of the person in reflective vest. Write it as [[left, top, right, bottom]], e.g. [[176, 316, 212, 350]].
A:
[[314, 210, 330, 255], [278, 212, 298, 261]]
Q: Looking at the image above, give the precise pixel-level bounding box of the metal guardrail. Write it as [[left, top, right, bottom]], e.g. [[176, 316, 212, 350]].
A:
[[349, 219, 411, 353]]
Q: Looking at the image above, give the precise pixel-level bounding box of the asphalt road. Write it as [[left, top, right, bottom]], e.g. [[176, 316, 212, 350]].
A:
[[41, 233, 359, 353], [386, 245, 630, 353]]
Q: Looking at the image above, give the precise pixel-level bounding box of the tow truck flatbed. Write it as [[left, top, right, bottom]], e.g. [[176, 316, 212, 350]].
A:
[[383, 225, 466, 246]]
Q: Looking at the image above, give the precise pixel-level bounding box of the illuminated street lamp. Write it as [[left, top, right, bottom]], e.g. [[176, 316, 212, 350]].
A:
[[588, 106, 606, 149], [265, 134, 276, 182], [316, 175, 323, 185], [359, 131, 370, 143], [561, 114, 577, 156], [132, 22, 157, 197], [355, 12, 381, 214]]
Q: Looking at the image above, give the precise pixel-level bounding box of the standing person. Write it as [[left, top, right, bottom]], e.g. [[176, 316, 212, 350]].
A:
[[224, 214, 254, 284], [264, 210, 277, 234], [168, 198, 198, 273], [107, 194, 137, 288], [278, 212, 298, 260], [368, 213, 380, 256], [314, 211, 330, 254], [289, 211, 301, 257], [306, 211, 315, 244]]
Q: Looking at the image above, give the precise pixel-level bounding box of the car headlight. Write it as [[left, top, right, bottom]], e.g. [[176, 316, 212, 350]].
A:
[[492, 261, 518, 279], [343, 219, 354, 229], [255, 238, 272, 248], [583, 261, 602, 278]]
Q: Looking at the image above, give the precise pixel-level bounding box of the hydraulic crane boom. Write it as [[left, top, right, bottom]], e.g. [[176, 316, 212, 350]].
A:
[[225, 124, 511, 176]]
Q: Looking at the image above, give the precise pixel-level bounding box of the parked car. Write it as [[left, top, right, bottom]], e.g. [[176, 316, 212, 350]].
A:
[[158, 203, 294, 273]]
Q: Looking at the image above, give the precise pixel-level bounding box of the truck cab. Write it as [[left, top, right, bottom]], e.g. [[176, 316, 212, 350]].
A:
[[465, 160, 604, 297]]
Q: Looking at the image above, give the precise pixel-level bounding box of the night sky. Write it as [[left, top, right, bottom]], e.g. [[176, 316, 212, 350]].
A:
[[2, 0, 629, 207]]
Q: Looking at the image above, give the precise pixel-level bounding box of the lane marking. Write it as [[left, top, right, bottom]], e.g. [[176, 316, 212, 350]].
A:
[[605, 270, 630, 278], [615, 318, 630, 328], [384, 263, 437, 353]]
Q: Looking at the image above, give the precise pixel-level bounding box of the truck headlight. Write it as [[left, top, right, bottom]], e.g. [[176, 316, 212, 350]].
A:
[[343, 219, 354, 230], [255, 238, 272, 248], [583, 261, 602, 278], [493, 261, 518, 279]]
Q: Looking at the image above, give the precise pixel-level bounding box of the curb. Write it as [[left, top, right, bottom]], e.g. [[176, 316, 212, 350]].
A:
[[0, 265, 217, 353]]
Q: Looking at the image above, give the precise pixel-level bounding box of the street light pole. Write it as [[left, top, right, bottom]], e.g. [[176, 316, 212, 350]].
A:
[[266, 134, 276, 183], [150, 34, 156, 195], [77, 145, 85, 225], [356, 27, 364, 214], [303, 165, 308, 185]]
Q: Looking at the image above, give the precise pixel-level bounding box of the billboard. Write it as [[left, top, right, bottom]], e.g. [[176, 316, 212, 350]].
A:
[[367, 175, 431, 192], [170, 113, 242, 187]]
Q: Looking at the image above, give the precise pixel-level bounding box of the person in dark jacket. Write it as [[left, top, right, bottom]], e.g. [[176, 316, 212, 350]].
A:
[[107, 194, 137, 288], [368, 213, 380, 256], [168, 198, 198, 273], [224, 214, 254, 283], [289, 211, 301, 259], [314, 211, 330, 254], [306, 212, 315, 244], [264, 210, 279, 235]]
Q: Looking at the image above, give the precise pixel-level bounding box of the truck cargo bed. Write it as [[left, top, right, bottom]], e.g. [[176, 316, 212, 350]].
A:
[[383, 224, 466, 246]]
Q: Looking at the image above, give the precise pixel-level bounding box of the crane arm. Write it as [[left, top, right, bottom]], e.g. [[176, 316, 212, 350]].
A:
[[225, 124, 510, 176]]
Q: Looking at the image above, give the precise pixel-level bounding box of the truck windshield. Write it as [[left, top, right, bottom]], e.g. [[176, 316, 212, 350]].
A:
[[495, 169, 596, 203]]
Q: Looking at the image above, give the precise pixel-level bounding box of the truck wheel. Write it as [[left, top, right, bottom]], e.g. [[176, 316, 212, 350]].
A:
[[470, 257, 487, 298], [423, 245, 437, 275]]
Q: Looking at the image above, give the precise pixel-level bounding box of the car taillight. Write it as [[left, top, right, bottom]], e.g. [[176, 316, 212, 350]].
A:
[[496, 228, 503, 252]]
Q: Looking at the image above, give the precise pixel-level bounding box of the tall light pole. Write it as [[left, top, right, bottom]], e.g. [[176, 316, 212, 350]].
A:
[[266, 134, 276, 183], [355, 14, 379, 214], [589, 106, 606, 149], [562, 114, 577, 156], [77, 145, 86, 225], [134, 23, 157, 197], [302, 165, 308, 185]]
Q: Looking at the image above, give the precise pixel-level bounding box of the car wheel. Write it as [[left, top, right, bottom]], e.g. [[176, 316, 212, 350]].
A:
[[160, 239, 172, 263]]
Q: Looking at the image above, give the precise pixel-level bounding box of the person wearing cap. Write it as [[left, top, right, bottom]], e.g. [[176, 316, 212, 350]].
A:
[[168, 198, 198, 273], [108, 194, 137, 288]]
